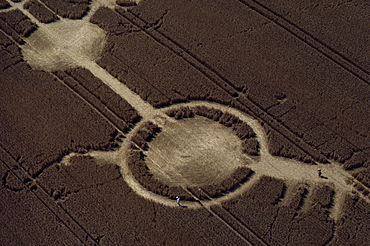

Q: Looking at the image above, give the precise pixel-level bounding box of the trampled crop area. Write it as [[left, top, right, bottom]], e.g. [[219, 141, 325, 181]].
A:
[[1, 0, 369, 245]]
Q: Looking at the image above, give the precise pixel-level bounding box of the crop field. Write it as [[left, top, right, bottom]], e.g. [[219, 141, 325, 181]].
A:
[[0, 0, 369, 245]]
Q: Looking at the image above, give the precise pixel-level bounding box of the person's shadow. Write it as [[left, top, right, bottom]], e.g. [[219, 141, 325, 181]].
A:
[[179, 205, 188, 208], [320, 175, 328, 179]]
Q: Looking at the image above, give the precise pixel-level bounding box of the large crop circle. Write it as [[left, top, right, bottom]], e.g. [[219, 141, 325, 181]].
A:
[[127, 104, 261, 201], [144, 117, 246, 187]]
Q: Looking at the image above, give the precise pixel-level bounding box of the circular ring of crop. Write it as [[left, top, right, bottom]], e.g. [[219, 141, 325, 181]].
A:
[[125, 102, 266, 204]]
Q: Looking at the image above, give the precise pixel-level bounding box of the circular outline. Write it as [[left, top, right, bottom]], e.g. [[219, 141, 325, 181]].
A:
[[116, 101, 269, 208]]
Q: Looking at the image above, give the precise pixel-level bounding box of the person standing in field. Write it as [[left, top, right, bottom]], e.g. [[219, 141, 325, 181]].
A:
[[318, 169, 322, 178], [176, 196, 181, 206]]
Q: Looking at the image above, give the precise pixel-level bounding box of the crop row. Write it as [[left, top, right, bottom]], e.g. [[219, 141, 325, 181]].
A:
[[54, 67, 141, 133], [331, 192, 369, 244], [116, 0, 137, 7], [223, 176, 335, 245], [0, 35, 129, 179], [0, 9, 37, 44], [24, 0, 59, 23], [0, 0, 10, 9], [39, 0, 89, 19], [90, 6, 335, 167], [34, 154, 246, 245]]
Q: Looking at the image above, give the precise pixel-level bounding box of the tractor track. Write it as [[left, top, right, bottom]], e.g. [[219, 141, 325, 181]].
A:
[[52, 71, 129, 135], [119, 8, 370, 167], [119, 7, 370, 194], [119, 9, 329, 164], [184, 186, 268, 246], [128, 136, 263, 246], [0, 144, 99, 246], [237, 0, 370, 85]]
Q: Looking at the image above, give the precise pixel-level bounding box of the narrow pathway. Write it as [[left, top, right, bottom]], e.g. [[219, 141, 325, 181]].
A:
[[83, 61, 164, 120]]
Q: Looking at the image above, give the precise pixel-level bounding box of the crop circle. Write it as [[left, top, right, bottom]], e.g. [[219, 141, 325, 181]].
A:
[[127, 105, 260, 201]]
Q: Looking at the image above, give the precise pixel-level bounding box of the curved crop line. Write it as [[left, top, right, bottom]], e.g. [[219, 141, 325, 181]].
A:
[[126, 118, 261, 245]]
